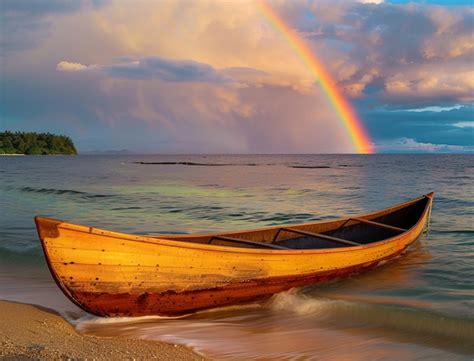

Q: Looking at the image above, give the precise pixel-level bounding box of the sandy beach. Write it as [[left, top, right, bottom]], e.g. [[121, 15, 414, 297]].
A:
[[0, 300, 205, 360]]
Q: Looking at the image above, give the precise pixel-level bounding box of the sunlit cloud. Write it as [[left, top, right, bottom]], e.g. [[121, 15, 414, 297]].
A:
[[300, 0, 474, 105], [56, 61, 89, 72]]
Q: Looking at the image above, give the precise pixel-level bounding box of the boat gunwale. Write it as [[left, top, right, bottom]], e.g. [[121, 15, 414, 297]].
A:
[[35, 193, 433, 256]]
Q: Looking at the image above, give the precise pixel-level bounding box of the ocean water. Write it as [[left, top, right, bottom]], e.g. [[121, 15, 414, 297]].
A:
[[0, 154, 473, 359]]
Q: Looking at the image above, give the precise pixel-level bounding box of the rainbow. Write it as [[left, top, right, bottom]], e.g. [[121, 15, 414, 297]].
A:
[[257, 1, 374, 154]]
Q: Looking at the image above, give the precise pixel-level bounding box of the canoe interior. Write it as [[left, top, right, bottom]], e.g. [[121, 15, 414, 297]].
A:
[[277, 196, 429, 249], [162, 196, 430, 250]]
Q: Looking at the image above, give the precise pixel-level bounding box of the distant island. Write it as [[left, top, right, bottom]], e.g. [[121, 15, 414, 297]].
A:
[[0, 131, 77, 155]]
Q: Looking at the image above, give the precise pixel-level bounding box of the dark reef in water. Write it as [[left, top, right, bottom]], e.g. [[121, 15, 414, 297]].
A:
[[289, 165, 331, 169], [134, 161, 258, 166], [135, 161, 365, 169]]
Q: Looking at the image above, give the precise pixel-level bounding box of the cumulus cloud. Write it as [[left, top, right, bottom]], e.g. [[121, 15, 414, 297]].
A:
[[383, 66, 474, 105], [376, 138, 473, 153], [56, 61, 89, 72], [297, 0, 474, 106]]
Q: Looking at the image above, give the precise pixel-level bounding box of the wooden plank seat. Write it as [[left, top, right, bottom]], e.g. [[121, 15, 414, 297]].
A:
[[208, 235, 290, 250], [208, 217, 406, 250], [339, 217, 407, 233], [272, 227, 361, 247]]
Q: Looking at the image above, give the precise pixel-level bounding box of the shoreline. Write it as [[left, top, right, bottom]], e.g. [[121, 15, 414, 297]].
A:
[[0, 300, 205, 360]]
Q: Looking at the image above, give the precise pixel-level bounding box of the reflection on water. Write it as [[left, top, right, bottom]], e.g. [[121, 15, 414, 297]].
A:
[[1, 154, 473, 359]]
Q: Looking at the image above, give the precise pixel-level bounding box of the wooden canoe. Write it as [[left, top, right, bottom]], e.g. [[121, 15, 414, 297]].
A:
[[35, 193, 433, 317]]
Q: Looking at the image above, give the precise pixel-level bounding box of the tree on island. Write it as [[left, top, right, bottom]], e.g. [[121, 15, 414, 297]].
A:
[[0, 131, 77, 155]]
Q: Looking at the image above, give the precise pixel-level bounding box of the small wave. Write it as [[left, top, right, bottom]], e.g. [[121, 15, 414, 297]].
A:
[[72, 314, 180, 329], [0, 245, 43, 264], [158, 205, 227, 218], [19, 186, 111, 199], [268, 290, 474, 342], [72, 311, 200, 332], [435, 229, 474, 235], [110, 206, 142, 211], [258, 212, 317, 223], [436, 196, 474, 208], [74, 303, 263, 330]]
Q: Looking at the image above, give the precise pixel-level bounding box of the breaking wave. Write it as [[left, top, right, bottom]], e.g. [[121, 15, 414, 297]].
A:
[[71, 290, 474, 359], [268, 290, 474, 342]]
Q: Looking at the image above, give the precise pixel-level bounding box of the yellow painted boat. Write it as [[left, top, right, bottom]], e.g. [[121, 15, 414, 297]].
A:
[[35, 193, 433, 317]]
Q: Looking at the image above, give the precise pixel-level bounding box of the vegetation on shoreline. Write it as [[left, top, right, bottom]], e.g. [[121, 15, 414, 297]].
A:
[[0, 131, 77, 155]]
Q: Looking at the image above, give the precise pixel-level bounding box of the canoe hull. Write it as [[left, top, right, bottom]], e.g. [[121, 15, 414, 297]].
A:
[[68, 247, 410, 317], [36, 194, 433, 317]]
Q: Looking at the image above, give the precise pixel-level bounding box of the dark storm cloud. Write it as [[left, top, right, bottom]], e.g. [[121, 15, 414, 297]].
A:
[[101, 57, 233, 83], [1, 0, 84, 15], [57, 57, 268, 85]]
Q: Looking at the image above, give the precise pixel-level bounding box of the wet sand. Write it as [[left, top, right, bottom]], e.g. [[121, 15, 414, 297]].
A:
[[0, 300, 205, 360]]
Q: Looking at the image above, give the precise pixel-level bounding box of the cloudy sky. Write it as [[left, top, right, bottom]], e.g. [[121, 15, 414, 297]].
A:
[[1, 0, 472, 153]]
